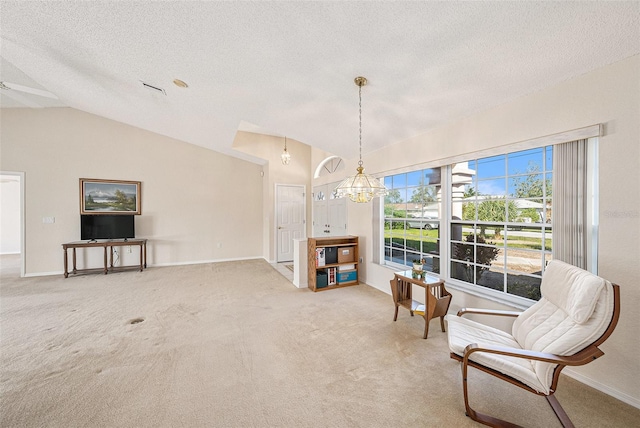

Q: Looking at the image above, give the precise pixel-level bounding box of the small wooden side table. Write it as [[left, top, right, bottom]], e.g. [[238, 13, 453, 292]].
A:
[[390, 270, 452, 339]]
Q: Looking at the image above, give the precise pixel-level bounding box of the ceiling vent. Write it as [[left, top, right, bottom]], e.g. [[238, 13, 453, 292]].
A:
[[141, 81, 166, 95]]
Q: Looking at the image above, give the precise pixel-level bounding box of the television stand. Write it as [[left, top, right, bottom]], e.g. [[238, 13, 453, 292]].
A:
[[62, 239, 147, 278]]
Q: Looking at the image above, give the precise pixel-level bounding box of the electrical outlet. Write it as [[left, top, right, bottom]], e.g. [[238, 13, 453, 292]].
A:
[[127, 246, 132, 253], [42, 216, 55, 224]]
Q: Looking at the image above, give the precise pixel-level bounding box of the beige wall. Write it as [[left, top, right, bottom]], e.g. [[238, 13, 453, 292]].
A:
[[324, 55, 640, 406], [0, 108, 264, 274], [232, 131, 313, 261]]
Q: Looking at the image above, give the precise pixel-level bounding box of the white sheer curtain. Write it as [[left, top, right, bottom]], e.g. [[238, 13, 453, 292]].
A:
[[552, 139, 589, 269]]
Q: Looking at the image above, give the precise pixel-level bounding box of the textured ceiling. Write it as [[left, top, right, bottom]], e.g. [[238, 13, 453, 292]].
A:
[[1, 1, 639, 162]]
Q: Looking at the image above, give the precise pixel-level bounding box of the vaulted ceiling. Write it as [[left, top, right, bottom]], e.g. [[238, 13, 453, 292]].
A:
[[1, 1, 638, 163]]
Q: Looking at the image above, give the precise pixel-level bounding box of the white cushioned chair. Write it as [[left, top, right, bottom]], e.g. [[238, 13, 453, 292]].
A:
[[446, 260, 620, 428]]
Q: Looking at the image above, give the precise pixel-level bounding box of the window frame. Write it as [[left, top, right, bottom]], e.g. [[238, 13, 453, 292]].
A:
[[377, 126, 600, 309]]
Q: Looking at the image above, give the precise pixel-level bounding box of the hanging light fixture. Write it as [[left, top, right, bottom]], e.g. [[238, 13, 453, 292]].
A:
[[334, 76, 388, 203], [281, 136, 291, 165]]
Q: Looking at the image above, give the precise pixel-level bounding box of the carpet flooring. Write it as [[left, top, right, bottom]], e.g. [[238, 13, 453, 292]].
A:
[[1, 257, 638, 427]]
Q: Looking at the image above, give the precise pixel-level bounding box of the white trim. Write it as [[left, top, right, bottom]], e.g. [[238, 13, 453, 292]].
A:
[[587, 137, 599, 274], [25, 256, 267, 277], [313, 155, 344, 179], [274, 183, 307, 262], [151, 256, 264, 267], [1, 171, 25, 277], [377, 124, 601, 177]]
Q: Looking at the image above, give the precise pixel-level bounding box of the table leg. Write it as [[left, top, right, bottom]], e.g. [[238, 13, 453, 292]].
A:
[[143, 242, 147, 269], [72, 248, 77, 274], [103, 246, 108, 274], [63, 247, 68, 278], [139, 244, 143, 271], [110, 246, 114, 269]]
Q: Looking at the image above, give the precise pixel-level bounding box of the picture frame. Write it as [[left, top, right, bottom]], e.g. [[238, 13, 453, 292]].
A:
[[80, 178, 141, 215]]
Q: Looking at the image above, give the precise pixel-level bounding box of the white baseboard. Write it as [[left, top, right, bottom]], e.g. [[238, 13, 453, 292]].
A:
[[151, 256, 264, 267], [24, 271, 63, 278], [23, 257, 266, 277], [563, 368, 640, 409]]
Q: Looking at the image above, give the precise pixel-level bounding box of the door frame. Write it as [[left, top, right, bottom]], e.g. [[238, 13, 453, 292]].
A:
[[1, 171, 25, 277], [274, 183, 306, 263]]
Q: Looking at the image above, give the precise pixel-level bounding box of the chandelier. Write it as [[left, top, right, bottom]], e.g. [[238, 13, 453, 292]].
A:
[[334, 76, 388, 203], [281, 136, 291, 165]]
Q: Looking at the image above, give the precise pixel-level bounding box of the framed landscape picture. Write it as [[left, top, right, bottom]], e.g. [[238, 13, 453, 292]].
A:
[[80, 178, 141, 215]]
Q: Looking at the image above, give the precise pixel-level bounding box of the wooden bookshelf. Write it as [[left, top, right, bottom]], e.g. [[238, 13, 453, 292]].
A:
[[307, 236, 359, 292]]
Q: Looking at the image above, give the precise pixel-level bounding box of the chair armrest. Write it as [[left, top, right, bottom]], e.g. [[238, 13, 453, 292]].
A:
[[457, 308, 522, 317], [463, 343, 605, 367]]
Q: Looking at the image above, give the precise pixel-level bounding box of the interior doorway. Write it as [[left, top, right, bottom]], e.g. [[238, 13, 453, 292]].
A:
[[0, 172, 25, 277], [275, 184, 305, 262]]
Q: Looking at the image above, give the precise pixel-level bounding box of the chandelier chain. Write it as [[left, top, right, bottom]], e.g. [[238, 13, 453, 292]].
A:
[[358, 83, 363, 167]]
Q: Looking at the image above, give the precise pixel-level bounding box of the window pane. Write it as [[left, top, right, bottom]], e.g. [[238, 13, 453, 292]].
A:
[[390, 248, 405, 265], [453, 200, 473, 221], [451, 222, 474, 242], [507, 274, 541, 300], [510, 198, 544, 223], [506, 227, 544, 251], [425, 255, 440, 274], [545, 146, 553, 171], [407, 170, 422, 187], [545, 198, 552, 224], [477, 155, 505, 179], [392, 173, 406, 188], [451, 261, 474, 284], [424, 168, 441, 185], [508, 148, 543, 176], [409, 184, 439, 205], [421, 232, 439, 255], [477, 178, 506, 196], [476, 242, 501, 268], [477, 266, 504, 292], [505, 249, 542, 275], [476, 198, 509, 222], [544, 227, 552, 251], [509, 174, 545, 198]]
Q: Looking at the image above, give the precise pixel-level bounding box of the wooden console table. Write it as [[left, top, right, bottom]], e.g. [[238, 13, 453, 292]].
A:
[[390, 270, 452, 339], [62, 239, 147, 278]]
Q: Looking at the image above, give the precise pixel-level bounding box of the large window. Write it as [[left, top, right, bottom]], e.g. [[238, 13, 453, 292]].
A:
[[382, 146, 553, 302], [451, 147, 553, 301], [383, 168, 442, 273]]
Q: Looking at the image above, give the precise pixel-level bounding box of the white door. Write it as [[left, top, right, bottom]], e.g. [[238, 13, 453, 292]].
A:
[[312, 186, 328, 237], [328, 195, 347, 236], [276, 184, 305, 262], [312, 183, 348, 237]]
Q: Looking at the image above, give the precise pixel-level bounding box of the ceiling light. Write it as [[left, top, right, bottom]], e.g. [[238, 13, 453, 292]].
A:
[[173, 79, 189, 88], [334, 76, 388, 203], [281, 136, 291, 165]]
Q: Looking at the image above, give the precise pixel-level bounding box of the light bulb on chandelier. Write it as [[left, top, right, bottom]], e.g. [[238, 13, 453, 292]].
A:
[[281, 136, 291, 165]]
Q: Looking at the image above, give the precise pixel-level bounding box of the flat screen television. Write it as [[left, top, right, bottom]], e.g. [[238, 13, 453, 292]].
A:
[[81, 215, 135, 241]]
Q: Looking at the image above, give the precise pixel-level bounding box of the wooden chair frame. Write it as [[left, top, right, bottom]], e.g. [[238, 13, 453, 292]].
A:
[[449, 284, 620, 428]]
